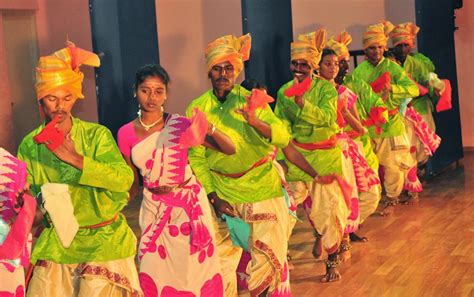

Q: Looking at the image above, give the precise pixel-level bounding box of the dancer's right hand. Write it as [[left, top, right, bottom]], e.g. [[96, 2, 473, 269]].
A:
[[208, 192, 236, 218]]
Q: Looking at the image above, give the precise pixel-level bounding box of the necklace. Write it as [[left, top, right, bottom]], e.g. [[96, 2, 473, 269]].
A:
[[139, 115, 163, 131]]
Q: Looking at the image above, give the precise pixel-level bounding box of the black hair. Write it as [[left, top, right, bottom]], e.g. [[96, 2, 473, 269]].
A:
[[241, 78, 268, 92], [321, 48, 338, 61], [134, 64, 170, 91]]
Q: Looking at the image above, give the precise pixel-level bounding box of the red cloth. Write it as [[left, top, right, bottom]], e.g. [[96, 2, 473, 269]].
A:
[[362, 106, 388, 135], [284, 76, 312, 97], [436, 79, 452, 112], [32, 116, 65, 151], [369, 72, 391, 93], [179, 108, 209, 147], [244, 89, 274, 112]]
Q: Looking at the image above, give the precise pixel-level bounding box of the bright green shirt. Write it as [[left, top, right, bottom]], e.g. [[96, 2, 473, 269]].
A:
[[403, 54, 436, 115], [352, 57, 420, 137], [17, 117, 136, 264], [186, 85, 290, 204], [412, 52, 435, 73], [342, 74, 388, 170], [275, 77, 343, 181]]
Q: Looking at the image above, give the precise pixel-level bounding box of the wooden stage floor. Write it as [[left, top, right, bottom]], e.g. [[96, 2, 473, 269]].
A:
[[123, 153, 474, 297]]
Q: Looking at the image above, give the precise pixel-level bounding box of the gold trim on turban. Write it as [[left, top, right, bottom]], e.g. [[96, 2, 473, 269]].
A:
[[391, 22, 420, 48], [362, 21, 395, 49], [205, 34, 251, 77], [327, 31, 352, 61], [35, 41, 100, 100], [291, 28, 327, 69]]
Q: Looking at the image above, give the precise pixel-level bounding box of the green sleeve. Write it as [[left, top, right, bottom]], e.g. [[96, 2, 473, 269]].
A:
[[79, 128, 133, 193], [352, 77, 389, 122], [257, 104, 290, 148], [17, 138, 39, 195], [297, 82, 338, 126], [390, 62, 420, 100], [186, 105, 215, 194]]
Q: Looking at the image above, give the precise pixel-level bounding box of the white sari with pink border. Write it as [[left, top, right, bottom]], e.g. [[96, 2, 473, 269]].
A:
[[131, 114, 223, 297]]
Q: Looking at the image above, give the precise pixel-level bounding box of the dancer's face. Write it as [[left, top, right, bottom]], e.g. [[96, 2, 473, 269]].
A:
[[40, 89, 77, 123], [136, 76, 167, 114], [209, 61, 236, 94], [290, 59, 312, 83]]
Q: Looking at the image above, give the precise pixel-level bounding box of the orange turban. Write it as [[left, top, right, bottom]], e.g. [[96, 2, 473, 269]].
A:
[[35, 41, 100, 100], [391, 22, 420, 48], [362, 21, 395, 49], [327, 31, 352, 61], [291, 28, 327, 69], [205, 34, 251, 76]]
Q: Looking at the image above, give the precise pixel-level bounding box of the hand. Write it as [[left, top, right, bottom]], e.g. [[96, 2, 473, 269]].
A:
[[236, 108, 258, 126], [277, 160, 289, 175], [434, 87, 444, 97], [208, 192, 236, 218], [340, 96, 349, 114], [50, 134, 83, 169]]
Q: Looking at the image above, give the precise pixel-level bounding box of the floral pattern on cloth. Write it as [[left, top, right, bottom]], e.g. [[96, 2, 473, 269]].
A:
[[128, 115, 223, 297], [0, 148, 35, 296], [404, 106, 441, 157]]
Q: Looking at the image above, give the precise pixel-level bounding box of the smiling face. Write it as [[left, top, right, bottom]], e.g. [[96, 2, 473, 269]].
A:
[[290, 59, 312, 83], [136, 76, 167, 114], [40, 89, 77, 123]]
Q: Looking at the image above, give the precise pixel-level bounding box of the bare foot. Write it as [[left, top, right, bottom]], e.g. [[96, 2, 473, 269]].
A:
[[379, 204, 395, 216], [321, 267, 341, 283], [350, 232, 368, 243], [400, 192, 420, 205], [312, 236, 323, 259], [339, 250, 351, 262]]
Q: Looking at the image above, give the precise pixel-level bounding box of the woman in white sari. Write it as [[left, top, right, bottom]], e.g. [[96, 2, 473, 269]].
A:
[[118, 64, 235, 297]]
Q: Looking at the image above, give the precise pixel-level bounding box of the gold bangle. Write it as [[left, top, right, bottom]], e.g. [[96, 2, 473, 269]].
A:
[[209, 124, 216, 136]]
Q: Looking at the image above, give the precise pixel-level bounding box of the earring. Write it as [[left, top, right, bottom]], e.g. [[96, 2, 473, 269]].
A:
[[161, 106, 164, 113], [137, 104, 141, 117]]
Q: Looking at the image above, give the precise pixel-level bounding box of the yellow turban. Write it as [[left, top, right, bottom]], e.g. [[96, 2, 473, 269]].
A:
[[391, 22, 420, 48], [327, 31, 352, 61], [205, 34, 251, 76], [291, 28, 327, 69], [362, 21, 395, 49], [35, 41, 100, 100]]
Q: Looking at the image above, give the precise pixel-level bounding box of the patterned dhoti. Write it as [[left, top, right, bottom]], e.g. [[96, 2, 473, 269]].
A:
[[27, 256, 142, 297], [213, 197, 290, 297]]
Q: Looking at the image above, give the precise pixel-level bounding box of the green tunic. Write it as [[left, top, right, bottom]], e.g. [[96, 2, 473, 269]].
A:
[[275, 77, 343, 181], [403, 54, 437, 115], [17, 117, 136, 264], [342, 74, 388, 170], [352, 57, 420, 137], [186, 85, 290, 204]]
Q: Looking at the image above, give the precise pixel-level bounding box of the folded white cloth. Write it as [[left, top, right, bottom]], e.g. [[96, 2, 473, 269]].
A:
[[41, 183, 78, 248]]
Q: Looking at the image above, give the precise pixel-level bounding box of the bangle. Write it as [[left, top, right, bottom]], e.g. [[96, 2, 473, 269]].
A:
[[209, 124, 216, 136]]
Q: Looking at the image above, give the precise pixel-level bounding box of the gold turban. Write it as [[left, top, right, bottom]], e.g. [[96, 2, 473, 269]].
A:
[[35, 41, 100, 100], [205, 34, 251, 76], [362, 21, 395, 49], [291, 28, 327, 69], [391, 22, 420, 48], [327, 31, 352, 61]]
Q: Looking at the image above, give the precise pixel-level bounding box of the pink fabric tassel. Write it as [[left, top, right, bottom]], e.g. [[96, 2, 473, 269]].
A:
[[284, 77, 312, 97], [370, 72, 391, 93], [179, 108, 209, 147], [436, 79, 452, 112], [245, 89, 274, 112]]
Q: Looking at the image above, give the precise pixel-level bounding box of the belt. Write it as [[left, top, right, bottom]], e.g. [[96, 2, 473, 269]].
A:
[[292, 135, 338, 151], [80, 214, 119, 229], [147, 177, 192, 195], [211, 156, 269, 178]]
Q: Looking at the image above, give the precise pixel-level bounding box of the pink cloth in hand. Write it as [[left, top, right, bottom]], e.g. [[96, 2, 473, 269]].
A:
[[33, 116, 65, 151], [179, 108, 209, 147], [436, 79, 452, 112], [284, 76, 312, 97], [244, 89, 274, 112], [370, 72, 391, 93]]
